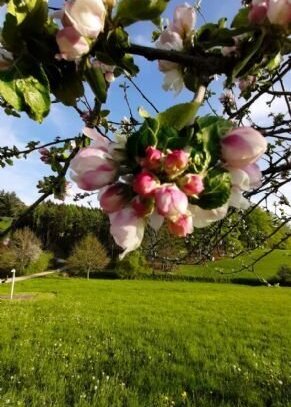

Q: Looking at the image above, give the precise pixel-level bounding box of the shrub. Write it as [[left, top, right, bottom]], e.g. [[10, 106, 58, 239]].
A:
[[67, 234, 110, 279], [11, 228, 42, 273], [276, 264, 291, 286], [0, 247, 17, 279], [115, 251, 152, 279], [23, 252, 54, 276]]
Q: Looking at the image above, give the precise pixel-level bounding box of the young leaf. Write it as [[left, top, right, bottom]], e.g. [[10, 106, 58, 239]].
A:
[[194, 168, 231, 210], [115, 0, 169, 26], [158, 102, 200, 131]]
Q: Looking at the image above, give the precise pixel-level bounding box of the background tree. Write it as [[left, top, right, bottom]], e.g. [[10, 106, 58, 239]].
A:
[[66, 234, 110, 279], [0, 190, 26, 218]]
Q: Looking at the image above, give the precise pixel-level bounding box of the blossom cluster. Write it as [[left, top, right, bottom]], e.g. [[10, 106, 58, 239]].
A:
[[69, 125, 267, 258]]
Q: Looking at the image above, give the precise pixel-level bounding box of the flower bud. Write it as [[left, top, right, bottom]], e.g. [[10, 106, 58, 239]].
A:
[[167, 212, 193, 237], [132, 172, 160, 197], [155, 184, 188, 218], [164, 149, 189, 175], [141, 146, 163, 171], [267, 0, 291, 26], [179, 174, 204, 196], [221, 127, 267, 168], [241, 163, 262, 188], [99, 183, 129, 213], [249, 1, 268, 24]]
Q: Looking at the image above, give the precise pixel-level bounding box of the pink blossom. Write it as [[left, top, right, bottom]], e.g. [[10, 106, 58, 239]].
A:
[[241, 163, 262, 188], [228, 168, 251, 191], [39, 147, 50, 163], [70, 148, 117, 191], [229, 187, 250, 210], [179, 174, 204, 196], [221, 127, 267, 168], [133, 172, 160, 197], [155, 184, 188, 218], [131, 196, 154, 217], [167, 212, 193, 237], [109, 207, 145, 258], [156, 30, 183, 72], [99, 183, 129, 213], [141, 146, 163, 171], [83, 127, 109, 152], [171, 4, 196, 37], [93, 60, 115, 83], [56, 27, 89, 60], [63, 0, 106, 38], [164, 149, 189, 175]]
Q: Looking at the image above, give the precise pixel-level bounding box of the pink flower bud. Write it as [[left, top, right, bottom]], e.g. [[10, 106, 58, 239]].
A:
[[179, 174, 204, 196], [56, 27, 90, 60], [164, 149, 189, 175], [133, 172, 160, 197], [249, 1, 268, 24], [141, 146, 163, 171], [155, 184, 188, 218], [167, 212, 193, 237], [171, 4, 196, 37], [131, 196, 154, 217], [99, 183, 129, 213], [39, 147, 50, 156], [221, 127, 267, 168]]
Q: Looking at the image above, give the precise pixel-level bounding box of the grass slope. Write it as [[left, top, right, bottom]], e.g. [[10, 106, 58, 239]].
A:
[[0, 277, 290, 406], [178, 249, 291, 284]]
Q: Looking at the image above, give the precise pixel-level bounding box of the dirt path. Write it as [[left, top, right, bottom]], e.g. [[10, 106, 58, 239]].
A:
[[2, 270, 59, 284]]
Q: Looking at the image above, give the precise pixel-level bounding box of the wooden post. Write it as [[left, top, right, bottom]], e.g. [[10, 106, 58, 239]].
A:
[[10, 269, 16, 300]]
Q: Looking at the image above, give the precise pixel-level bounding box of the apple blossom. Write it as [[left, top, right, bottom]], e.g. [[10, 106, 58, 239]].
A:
[[93, 61, 115, 83], [141, 146, 163, 171], [221, 127, 267, 168], [228, 168, 251, 191], [229, 187, 250, 210], [171, 3, 196, 37], [56, 27, 90, 60], [167, 212, 193, 237], [99, 183, 130, 213], [155, 184, 188, 218], [83, 127, 110, 152], [242, 163, 262, 188], [133, 172, 160, 197], [189, 204, 229, 228], [109, 206, 145, 259], [267, 0, 291, 25], [156, 30, 183, 72], [63, 0, 106, 38], [179, 174, 204, 196], [164, 149, 189, 175]]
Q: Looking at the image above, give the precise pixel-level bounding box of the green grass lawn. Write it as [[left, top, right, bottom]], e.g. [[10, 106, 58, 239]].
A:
[[0, 277, 290, 406], [178, 249, 291, 284]]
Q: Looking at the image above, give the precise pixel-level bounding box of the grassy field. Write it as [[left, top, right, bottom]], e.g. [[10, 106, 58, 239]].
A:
[[0, 277, 290, 406], [178, 249, 291, 284]]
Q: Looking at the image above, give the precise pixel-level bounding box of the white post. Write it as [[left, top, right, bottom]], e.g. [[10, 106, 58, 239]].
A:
[[10, 269, 16, 300]]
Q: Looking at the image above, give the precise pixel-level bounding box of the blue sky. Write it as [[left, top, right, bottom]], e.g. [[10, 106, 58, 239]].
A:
[[0, 0, 289, 212]]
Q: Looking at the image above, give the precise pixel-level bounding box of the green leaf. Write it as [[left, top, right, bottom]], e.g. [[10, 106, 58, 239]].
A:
[[156, 126, 179, 150], [126, 117, 160, 158], [0, 62, 50, 122], [0, 69, 25, 111], [53, 66, 84, 106], [158, 102, 200, 131], [85, 66, 107, 104], [195, 168, 231, 210], [231, 8, 249, 28], [7, 0, 47, 28], [115, 0, 169, 26], [16, 65, 50, 122], [232, 31, 265, 79]]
